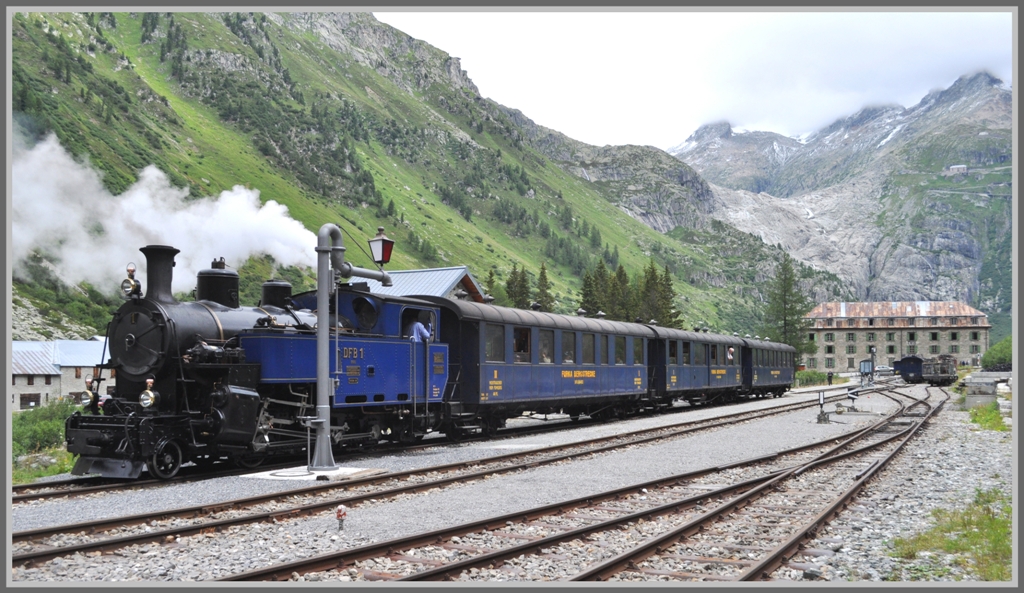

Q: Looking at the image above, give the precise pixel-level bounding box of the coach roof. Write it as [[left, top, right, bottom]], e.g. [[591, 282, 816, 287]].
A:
[[412, 296, 656, 338]]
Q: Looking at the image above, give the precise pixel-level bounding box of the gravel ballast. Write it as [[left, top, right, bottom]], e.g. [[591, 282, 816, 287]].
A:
[[11, 385, 1013, 582]]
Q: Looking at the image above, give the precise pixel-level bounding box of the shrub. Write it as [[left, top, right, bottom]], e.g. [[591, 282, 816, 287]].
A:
[[981, 335, 1012, 369], [11, 399, 80, 461], [796, 369, 828, 386]]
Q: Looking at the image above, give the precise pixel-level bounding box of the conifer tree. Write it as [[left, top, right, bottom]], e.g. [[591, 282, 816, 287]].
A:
[[506, 264, 530, 309], [535, 263, 554, 312], [760, 253, 816, 366]]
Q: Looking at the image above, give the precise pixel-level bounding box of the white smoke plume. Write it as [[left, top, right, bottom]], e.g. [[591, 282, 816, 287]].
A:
[[12, 132, 318, 296]]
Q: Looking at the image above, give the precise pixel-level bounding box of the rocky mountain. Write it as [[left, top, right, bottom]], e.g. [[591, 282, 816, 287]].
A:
[[668, 72, 1013, 339]]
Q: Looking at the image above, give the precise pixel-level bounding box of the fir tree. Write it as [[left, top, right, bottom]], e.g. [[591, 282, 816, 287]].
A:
[[760, 252, 816, 367], [535, 263, 554, 312]]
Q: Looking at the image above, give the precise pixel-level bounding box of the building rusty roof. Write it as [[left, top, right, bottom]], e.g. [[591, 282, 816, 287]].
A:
[[806, 301, 988, 321]]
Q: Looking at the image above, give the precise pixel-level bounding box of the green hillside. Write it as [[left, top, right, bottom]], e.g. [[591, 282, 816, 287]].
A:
[[11, 11, 850, 337]]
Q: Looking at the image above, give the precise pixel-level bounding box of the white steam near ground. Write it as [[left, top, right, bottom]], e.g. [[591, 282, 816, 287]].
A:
[[12, 132, 318, 296]]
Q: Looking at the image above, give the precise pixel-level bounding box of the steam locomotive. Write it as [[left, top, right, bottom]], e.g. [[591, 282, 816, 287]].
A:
[[67, 239, 795, 479]]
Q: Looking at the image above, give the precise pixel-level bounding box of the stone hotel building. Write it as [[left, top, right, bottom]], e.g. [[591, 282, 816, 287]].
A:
[[804, 301, 990, 371]]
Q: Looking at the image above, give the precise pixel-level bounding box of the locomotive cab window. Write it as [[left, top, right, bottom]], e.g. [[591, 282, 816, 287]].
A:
[[562, 333, 576, 363], [354, 297, 378, 331], [485, 324, 505, 362], [615, 336, 626, 364], [513, 327, 531, 363], [668, 340, 678, 365], [539, 330, 554, 364], [582, 333, 596, 364], [633, 337, 644, 365]]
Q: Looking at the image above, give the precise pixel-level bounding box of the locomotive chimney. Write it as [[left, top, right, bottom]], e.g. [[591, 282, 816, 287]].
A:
[[140, 245, 180, 304]]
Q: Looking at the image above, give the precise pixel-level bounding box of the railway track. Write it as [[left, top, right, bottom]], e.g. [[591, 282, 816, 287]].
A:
[[13, 384, 861, 503], [212, 388, 940, 582], [12, 389, 866, 567]]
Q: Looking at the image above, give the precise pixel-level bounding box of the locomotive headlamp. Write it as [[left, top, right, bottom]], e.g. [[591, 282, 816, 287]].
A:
[[121, 262, 141, 298], [368, 227, 394, 266], [139, 390, 159, 408], [80, 391, 94, 406]]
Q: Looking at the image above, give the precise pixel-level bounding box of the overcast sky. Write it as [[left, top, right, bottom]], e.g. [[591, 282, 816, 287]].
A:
[[373, 10, 1014, 150]]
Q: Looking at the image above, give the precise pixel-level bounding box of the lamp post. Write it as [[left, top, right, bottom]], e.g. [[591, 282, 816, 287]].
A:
[[368, 227, 394, 266]]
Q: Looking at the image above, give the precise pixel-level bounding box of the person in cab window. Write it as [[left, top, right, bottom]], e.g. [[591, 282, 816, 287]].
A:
[[406, 313, 431, 343]]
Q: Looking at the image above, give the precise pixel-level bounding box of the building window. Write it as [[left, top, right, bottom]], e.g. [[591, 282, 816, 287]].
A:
[[929, 332, 939, 341], [20, 394, 41, 410], [866, 333, 875, 341], [971, 331, 980, 341], [950, 332, 959, 341], [824, 333, 835, 342], [908, 345, 917, 355], [950, 345, 959, 354], [908, 318, 915, 326], [27, 376, 34, 386], [887, 345, 896, 354], [929, 345, 940, 354], [807, 358, 817, 369], [908, 332, 917, 342], [846, 345, 856, 354], [808, 333, 816, 342], [888, 318, 895, 326], [847, 358, 855, 369], [11, 375, 15, 386], [847, 319, 855, 327], [886, 332, 895, 341], [44, 376, 52, 385], [75, 367, 82, 379], [970, 345, 981, 354], [971, 317, 979, 325], [825, 346, 834, 354], [930, 317, 938, 326], [868, 318, 875, 326], [846, 333, 855, 342], [825, 358, 835, 368], [825, 318, 833, 327]]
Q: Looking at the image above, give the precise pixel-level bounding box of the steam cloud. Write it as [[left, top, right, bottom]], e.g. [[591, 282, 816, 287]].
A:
[[12, 132, 318, 295]]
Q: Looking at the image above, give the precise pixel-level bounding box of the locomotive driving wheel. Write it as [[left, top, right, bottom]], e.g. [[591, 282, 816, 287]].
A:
[[149, 440, 183, 479], [233, 454, 265, 470]]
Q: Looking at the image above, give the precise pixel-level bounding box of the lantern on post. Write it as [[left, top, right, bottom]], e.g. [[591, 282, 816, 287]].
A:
[[368, 227, 394, 266]]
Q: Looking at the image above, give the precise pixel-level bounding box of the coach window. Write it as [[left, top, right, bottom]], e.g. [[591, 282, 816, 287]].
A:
[[633, 337, 644, 365], [694, 343, 706, 366], [582, 333, 596, 364], [710, 344, 719, 365], [668, 340, 678, 364], [539, 330, 554, 364], [682, 341, 691, 365], [615, 336, 626, 364], [485, 324, 505, 362], [513, 327, 531, 363], [562, 333, 576, 363], [601, 335, 610, 365]]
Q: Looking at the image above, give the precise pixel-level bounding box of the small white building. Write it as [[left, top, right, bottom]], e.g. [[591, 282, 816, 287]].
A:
[[11, 339, 114, 411], [949, 164, 968, 174]]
